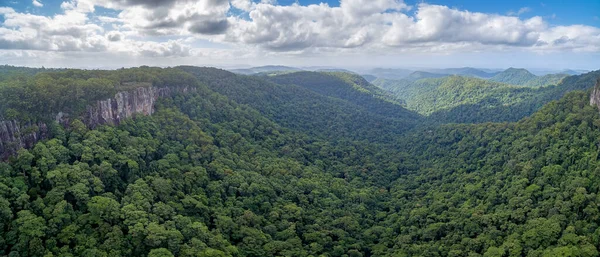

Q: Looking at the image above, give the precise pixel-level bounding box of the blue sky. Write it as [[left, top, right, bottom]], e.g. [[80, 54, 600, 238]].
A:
[[0, 0, 599, 69], [6, 0, 599, 26]]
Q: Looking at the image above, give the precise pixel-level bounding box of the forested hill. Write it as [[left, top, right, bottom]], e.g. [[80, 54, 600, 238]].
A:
[[373, 70, 600, 123], [373, 76, 531, 115], [1, 65, 600, 257], [489, 68, 568, 87], [178, 67, 420, 142], [265, 71, 412, 116]]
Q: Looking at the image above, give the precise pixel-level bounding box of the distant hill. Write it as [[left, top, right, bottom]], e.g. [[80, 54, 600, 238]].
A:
[[360, 74, 377, 82], [374, 75, 527, 116], [367, 67, 498, 80], [267, 71, 413, 118], [560, 69, 589, 75], [489, 68, 538, 85], [314, 68, 357, 73], [489, 67, 568, 87], [373, 70, 600, 123], [406, 71, 448, 81], [0, 65, 66, 81], [229, 65, 302, 75], [368, 68, 414, 80], [428, 67, 499, 78]]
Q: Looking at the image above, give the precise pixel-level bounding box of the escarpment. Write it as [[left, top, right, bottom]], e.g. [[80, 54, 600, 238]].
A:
[[0, 86, 195, 159], [590, 78, 600, 109]]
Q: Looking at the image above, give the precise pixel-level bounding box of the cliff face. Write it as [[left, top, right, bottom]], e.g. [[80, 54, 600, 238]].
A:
[[83, 86, 195, 128], [0, 86, 194, 159], [0, 120, 48, 160], [590, 79, 600, 109]]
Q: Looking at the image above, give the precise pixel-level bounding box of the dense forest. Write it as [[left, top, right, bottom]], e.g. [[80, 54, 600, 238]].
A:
[[0, 65, 599, 257], [373, 70, 600, 123]]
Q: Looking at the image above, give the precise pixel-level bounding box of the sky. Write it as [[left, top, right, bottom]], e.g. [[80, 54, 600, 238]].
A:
[[0, 0, 599, 70]]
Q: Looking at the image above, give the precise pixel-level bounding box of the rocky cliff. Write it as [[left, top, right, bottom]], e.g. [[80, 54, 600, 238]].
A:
[[590, 78, 600, 109], [0, 120, 48, 160], [0, 86, 194, 159]]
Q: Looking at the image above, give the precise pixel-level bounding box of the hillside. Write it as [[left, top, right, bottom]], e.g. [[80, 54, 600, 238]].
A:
[[428, 70, 600, 123], [374, 76, 530, 115], [389, 90, 600, 256], [490, 68, 567, 87], [490, 68, 537, 84], [373, 70, 600, 123], [267, 71, 407, 106], [178, 67, 420, 142]]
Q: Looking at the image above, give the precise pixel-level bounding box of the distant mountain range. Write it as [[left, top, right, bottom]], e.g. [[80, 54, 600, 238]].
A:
[[229, 65, 302, 75], [230, 65, 580, 88], [372, 69, 600, 123], [425, 67, 499, 78]]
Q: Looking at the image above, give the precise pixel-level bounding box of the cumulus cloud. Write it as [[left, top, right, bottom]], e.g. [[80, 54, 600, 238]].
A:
[[32, 0, 43, 7], [188, 19, 229, 35], [106, 31, 122, 41], [0, 0, 598, 62], [383, 4, 544, 46], [224, 2, 599, 53], [0, 7, 107, 51], [88, 0, 231, 36]]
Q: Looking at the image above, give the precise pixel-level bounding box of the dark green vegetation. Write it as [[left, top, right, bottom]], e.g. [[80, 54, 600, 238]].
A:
[[489, 68, 567, 87], [179, 67, 419, 142], [0, 66, 197, 121], [1, 65, 600, 257], [373, 70, 600, 123]]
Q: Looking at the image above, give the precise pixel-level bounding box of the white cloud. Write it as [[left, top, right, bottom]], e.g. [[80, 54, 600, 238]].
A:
[[0, 0, 597, 67], [32, 0, 43, 7], [507, 7, 531, 16]]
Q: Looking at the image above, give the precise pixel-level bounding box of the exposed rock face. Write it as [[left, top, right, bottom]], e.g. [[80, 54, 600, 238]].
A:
[[84, 87, 186, 129], [0, 120, 48, 160], [0, 86, 194, 159], [590, 79, 600, 109]]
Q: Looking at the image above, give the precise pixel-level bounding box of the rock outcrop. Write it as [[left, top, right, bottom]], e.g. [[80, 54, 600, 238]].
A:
[[0, 120, 48, 160], [0, 86, 194, 159], [590, 79, 600, 109]]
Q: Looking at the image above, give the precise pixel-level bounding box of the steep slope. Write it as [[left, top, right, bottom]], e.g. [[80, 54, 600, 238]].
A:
[[524, 73, 568, 87], [384, 90, 600, 256], [266, 71, 409, 110], [178, 67, 420, 142], [429, 70, 600, 123]]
